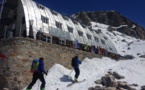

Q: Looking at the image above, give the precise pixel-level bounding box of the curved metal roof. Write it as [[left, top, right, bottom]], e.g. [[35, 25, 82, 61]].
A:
[[20, 0, 117, 53]]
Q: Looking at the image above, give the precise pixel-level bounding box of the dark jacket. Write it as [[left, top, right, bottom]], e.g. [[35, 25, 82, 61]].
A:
[[73, 56, 81, 68]]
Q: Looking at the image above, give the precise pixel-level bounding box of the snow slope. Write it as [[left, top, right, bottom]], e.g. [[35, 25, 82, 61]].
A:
[[23, 57, 145, 90], [23, 22, 145, 90], [91, 22, 145, 57]]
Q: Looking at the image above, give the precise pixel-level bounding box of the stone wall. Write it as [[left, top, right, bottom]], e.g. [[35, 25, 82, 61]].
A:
[[0, 37, 101, 90]]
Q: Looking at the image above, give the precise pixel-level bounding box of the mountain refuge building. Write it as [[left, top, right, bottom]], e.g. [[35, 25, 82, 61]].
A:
[[0, 0, 117, 54]]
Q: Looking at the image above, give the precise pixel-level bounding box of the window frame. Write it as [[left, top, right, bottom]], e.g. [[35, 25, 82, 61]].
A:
[[89, 28, 94, 32], [41, 15, 49, 24], [103, 36, 108, 40], [67, 26, 73, 33], [101, 39, 105, 45], [37, 4, 45, 10], [94, 36, 99, 42], [51, 10, 58, 15], [78, 30, 83, 37], [86, 34, 92, 40], [95, 30, 100, 34], [109, 47, 112, 51], [55, 21, 62, 29]]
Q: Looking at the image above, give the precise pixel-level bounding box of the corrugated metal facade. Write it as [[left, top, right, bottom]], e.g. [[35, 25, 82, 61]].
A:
[[0, 0, 117, 54]]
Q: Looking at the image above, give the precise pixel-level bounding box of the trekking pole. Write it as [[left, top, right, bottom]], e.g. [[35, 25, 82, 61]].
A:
[[69, 69, 73, 75], [68, 69, 73, 79]]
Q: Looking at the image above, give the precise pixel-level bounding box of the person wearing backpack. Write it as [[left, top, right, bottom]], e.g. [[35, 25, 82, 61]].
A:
[[26, 57, 47, 90], [71, 55, 81, 82]]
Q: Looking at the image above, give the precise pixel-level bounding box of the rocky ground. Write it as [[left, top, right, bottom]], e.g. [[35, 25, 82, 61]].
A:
[[88, 70, 145, 90]]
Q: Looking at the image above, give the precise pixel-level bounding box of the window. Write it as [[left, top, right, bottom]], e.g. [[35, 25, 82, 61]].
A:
[[95, 30, 100, 34], [46, 36, 51, 43], [95, 29, 102, 34], [89, 28, 94, 32], [94, 36, 99, 42], [72, 20, 78, 24], [37, 4, 45, 10], [86, 34, 91, 40], [81, 24, 86, 28], [101, 39, 105, 45], [67, 26, 73, 33], [98, 29, 102, 33], [56, 21, 62, 29], [41, 15, 49, 24], [59, 39, 65, 45], [109, 47, 112, 51], [78, 30, 83, 37], [41, 35, 47, 42], [51, 10, 58, 15], [62, 16, 69, 21], [104, 36, 108, 40]]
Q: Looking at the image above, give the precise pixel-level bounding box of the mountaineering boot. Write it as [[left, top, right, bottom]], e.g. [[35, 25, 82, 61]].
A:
[[74, 78, 78, 82], [26, 88, 31, 90], [40, 88, 45, 90]]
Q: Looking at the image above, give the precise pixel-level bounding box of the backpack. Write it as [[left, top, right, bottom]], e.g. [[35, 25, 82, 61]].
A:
[[71, 57, 77, 67], [30, 59, 39, 73]]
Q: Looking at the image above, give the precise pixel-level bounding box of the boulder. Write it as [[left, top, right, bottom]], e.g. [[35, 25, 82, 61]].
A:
[[122, 55, 135, 60], [88, 87, 94, 90], [118, 81, 136, 90], [101, 74, 115, 87], [141, 85, 145, 90], [94, 79, 102, 84], [108, 71, 113, 75], [94, 86, 104, 90], [104, 87, 117, 90], [113, 72, 125, 79]]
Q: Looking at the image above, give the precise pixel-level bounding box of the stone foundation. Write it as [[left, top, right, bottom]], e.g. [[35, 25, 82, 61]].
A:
[[0, 37, 101, 90]]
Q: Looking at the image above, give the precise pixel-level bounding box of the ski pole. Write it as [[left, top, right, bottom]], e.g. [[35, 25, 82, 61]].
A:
[[69, 69, 73, 74], [68, 69, 73, 77]]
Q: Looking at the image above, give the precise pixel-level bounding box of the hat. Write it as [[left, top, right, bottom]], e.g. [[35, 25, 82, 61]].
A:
[[75, 56, 78, 59], [39, 57, 44, 60]]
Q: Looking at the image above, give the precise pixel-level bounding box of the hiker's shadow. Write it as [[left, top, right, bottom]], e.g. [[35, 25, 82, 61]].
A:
[[60, 75, 73, 82]]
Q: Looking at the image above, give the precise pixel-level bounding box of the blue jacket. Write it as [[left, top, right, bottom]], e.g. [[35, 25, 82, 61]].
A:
[[38, 60, 47, 74], [74, 58, 81, 68]]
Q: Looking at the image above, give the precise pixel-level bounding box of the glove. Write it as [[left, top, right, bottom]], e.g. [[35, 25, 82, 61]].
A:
[[30, 70, 34, 74], [44, 72, 47, 75]]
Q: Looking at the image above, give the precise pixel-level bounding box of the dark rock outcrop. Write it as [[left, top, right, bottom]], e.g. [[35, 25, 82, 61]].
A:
[[112, 72, 125, 79], [89, 71, 137, 90], [141, 85, 145, 90], [70, 11, 145, 39]]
